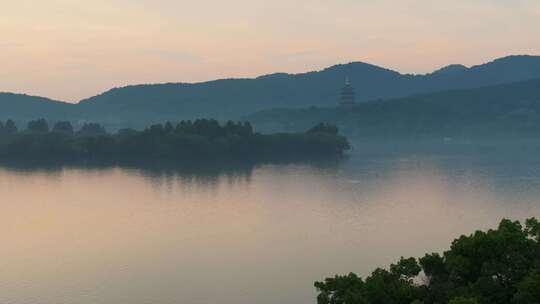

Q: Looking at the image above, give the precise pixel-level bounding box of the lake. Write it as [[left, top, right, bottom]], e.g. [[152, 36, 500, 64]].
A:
[[1, 140, 540, 304]]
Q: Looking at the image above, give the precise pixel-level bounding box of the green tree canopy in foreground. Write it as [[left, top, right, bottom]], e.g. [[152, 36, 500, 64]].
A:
[[315, 218, 540, 304]]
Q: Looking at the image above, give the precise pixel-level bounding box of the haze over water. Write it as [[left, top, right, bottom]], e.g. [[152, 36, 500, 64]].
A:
[[1, 141, 540, 304]]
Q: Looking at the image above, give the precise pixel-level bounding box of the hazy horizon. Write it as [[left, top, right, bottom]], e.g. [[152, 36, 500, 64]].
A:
[[1, 0, 539, 102]]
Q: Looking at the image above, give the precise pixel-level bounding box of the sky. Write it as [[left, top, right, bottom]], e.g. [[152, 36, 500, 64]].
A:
[[1, 0, 539, 102]]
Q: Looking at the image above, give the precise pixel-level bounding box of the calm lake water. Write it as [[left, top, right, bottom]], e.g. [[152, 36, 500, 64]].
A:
[[1, 141, 540, 304]]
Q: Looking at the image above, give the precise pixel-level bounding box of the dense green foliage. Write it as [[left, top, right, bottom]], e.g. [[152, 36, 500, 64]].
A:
[[0, 119, 349, 161], [315, 218, 540, 304], [250, 78, 540, 138]]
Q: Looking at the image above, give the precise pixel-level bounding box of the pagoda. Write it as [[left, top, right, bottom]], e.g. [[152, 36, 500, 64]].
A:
[[339, 77, 355, 108]]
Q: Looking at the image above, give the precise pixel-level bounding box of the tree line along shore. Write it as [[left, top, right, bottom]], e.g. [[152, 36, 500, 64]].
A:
[[0, 119, 349, 161]]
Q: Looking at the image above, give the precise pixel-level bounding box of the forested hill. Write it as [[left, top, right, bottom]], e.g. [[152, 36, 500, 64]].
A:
[[2, 55, 540, 128], [77, 55, 540, 124], [0, 93, 74, 122], [246, 78, 540, 139]]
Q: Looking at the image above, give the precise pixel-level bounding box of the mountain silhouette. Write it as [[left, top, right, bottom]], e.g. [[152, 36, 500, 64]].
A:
[[1, 55, 540, 128], [0, 93, 73, 122], [77, 55, 540, 124]]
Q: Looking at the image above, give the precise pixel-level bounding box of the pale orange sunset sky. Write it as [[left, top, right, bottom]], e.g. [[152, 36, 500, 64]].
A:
[[1, 0, 539, 102]]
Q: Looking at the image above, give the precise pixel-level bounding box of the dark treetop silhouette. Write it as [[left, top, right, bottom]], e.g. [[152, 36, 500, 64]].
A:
[[0, 119, 349, 161], [315, 218, 540, 304]]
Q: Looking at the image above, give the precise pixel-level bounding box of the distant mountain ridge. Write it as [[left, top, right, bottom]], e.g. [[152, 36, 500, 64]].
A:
[[1, 55, 540, 128]]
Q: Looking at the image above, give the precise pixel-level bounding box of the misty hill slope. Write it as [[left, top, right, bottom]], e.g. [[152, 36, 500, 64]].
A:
[[0, 93, 75, 122], [247, 78, 540, 138], [77, 55, 540, 124]]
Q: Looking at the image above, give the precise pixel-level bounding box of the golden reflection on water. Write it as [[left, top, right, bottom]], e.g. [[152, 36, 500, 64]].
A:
[[0, 155, 539, 304]]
